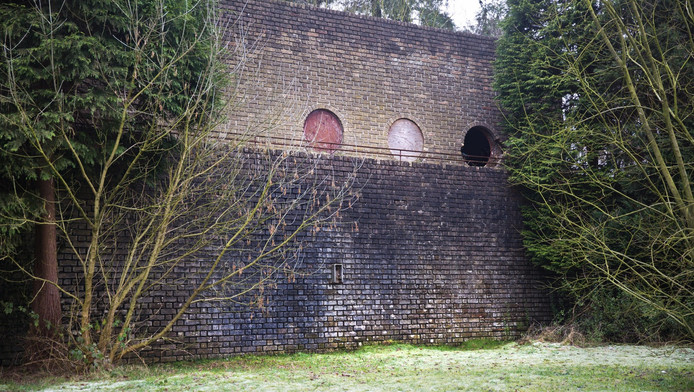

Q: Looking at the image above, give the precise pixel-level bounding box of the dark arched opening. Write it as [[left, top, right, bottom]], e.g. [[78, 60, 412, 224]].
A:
[[461, 126, 492, 167]]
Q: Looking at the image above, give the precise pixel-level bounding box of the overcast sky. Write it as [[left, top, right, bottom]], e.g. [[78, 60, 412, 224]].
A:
[[446, 0, 481, 29]]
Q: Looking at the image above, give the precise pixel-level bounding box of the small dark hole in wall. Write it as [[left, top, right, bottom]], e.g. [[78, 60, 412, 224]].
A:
[[461, 126, 492, 167], [331, 264, 343, 284]]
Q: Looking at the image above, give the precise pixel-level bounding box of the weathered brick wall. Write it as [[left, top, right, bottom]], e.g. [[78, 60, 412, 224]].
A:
[[0, 151, 551, 365], [0, 2, 553, 366], [217, 0, 501, 161], [123, 152, 550, 361]]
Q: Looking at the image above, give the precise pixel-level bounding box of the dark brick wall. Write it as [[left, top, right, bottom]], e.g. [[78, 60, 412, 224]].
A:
[[124, 152, 550, 362], [1, 155, 551, 366], [217, 0, 502, 161]]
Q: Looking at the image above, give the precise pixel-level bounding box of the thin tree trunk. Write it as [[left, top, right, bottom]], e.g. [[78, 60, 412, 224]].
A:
[[371, 0, 382, 17], [31, 177, 61, 334]]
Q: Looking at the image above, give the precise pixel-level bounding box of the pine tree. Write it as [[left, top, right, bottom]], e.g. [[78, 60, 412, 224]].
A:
[[496, 0, 694, 340], [1, 0, 215, 345]]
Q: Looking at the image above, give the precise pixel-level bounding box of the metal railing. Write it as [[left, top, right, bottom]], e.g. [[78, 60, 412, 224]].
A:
[[222, 132, 502, 166]]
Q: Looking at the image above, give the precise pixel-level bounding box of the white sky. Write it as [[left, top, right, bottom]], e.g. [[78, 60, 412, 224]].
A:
[[445, 0, 482, 29]]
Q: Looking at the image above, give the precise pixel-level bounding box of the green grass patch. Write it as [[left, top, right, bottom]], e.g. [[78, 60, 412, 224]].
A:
[[2, 342, 693, 391], [439, 338, 509, 351]]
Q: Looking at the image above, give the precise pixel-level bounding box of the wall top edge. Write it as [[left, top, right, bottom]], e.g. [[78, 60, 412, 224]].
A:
[[220, 0, 498, 44]]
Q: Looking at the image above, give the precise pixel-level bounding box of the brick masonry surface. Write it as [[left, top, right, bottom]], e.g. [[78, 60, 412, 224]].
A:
[[68, 152, 549, 362], [0, 1, 552, 365], [195, 155, 549, 360], [1, 151, 552, 365], [217, 0, 502, 162]]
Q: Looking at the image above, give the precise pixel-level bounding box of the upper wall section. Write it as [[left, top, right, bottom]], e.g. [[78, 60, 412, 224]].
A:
[[218, 0, 502, 165]]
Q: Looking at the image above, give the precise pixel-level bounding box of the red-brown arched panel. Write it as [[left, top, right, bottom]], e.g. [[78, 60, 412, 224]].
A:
[[303, 109, 343, 153]]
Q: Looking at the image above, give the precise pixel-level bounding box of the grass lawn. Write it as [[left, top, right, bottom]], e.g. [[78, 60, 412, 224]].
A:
[[1, 341, 693, 391]]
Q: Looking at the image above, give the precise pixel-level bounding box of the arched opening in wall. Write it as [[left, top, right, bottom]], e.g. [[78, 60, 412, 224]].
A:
[[388, 118, 424, 162], [461, 126, 493, 167], [303, 109, 343, 153]]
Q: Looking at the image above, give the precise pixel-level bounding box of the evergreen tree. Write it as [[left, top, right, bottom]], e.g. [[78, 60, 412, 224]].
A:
[[1, 0, 215, 344], [467, 0, 506, 37], [496, 0, 694, 340], [340, 0, 455, 29], [417, 0, 455, 29]]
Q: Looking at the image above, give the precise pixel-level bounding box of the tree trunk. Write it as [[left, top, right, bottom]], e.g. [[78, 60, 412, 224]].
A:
[[31, 177, 61, 334], [371, 0, 382, 17]]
